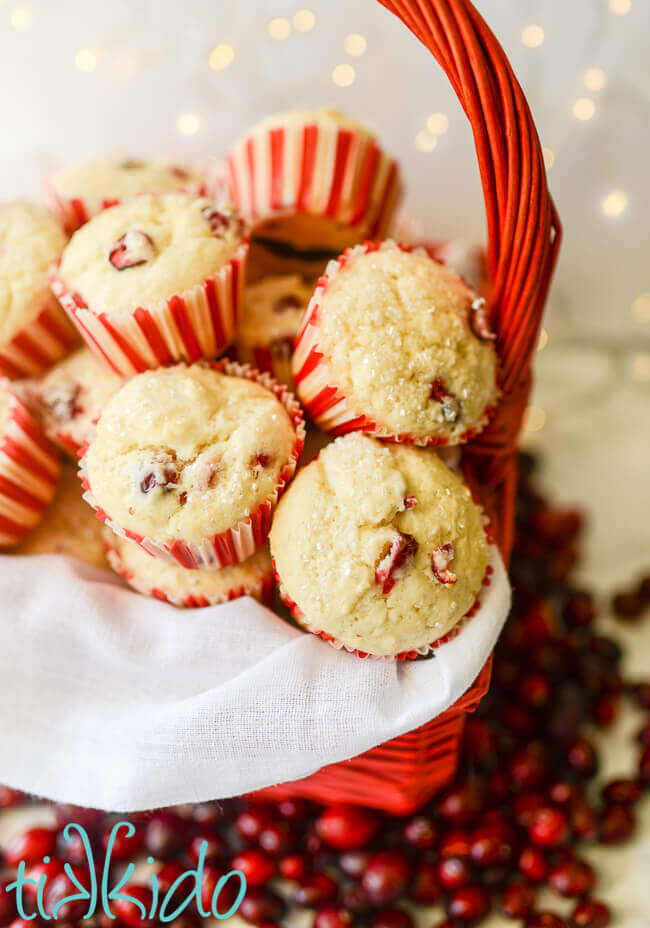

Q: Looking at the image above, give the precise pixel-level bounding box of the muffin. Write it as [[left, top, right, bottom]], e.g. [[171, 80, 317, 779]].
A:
[[51, 194, 249, 376], [270, 433, 490, 658], [293, 241, 498, 445], [46, 156, 205, 233], [0, 382, 60, 548], [235, 275, 312, 388], [105, 531, 274, 608], [226, 108, 402, 278], [0, 201, 76, 380], [35, 346, 123, 456], [81, 360, 305, 569], [15, 462, 107, 567]]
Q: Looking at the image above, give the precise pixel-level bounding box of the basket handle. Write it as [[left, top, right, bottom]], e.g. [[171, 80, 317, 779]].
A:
[[377, 0, 562, 558]]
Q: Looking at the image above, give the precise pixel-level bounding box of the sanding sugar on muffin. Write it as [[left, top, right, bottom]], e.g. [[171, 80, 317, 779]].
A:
[[0, 201, 76, 380], [270, 432, 490, 658], [35, 346, 123, 457], [51, 194, 249, 377], [235, 275, 312, 388], [293, 241, 498, 445], [226, 107, 402, 279], [81, 360, 304, 569], [46, 156, 205, 233], [15, 462, 107, 567], [105, 531, 274, 608]]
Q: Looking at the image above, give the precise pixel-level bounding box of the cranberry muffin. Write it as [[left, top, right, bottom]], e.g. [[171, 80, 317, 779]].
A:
[[293, 241, 498, 445], [81, 361, 304, 569]]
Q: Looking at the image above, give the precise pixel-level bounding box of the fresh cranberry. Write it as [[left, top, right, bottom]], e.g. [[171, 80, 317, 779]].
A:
[[231, 849, 274, 887], [54, 803, 104, 831], [518, 846, 548, 883], [5, 826, 57, 867], [314, 906, 354, 928], [570, 800, 599, 842], [640, 745, 650, 782], [567, 738, 598, 778], [402, 813, 437, 848], [257, 820, 293, 856], [612, 591, 643, 619], [528, 807, 570, 847], [632, 682, 650, 710], [0, 879, 17, 925], [549, 781, 578, 805], [191, 802, 226, 828], [526, 915, 569, 928], [315, 805, 380, 850], [462, 718, 498, 768], [156, 861, 185, 894], [601, 778, 643, 805], [201, 865, 238, 916], [548, 858, 596, 897], [636, 722, 650, 746], [599, 803, 635, 844], [362, 851, 411, 906], [570, 900, 612, 928], [519, 672, 552, 708], [111, 884, 154, 927], [100, 822, 143, 860], [43, 867, 91, 921], [469, 821, 516, 867], [437, 856, 472, 890], [144, 811, 186, 859], [439, 829, 472, 858], [410, 860, 443, 904], [514, 792, 547, 827], [501, 882, 536, 919], [239, 887, 285, 924], [375, 532, 418, 594], [593, 693, 620, 727], [372, 908, 414, 928], [341, 884, 372, 913], [280, 852, 310, 880], [438, 781, 485, 825], [563, 592, 596, 628], [277, 798, 311, 821], [447, 884, 490, 922], [187, 830, 225, 863], [235, 805, 275, 842], [0, 786, 25, 808], [294, 872, 338, 907], [338, 850, 371, 879]]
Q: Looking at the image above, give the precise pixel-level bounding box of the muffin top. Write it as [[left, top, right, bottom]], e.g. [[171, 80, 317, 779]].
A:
[[16, 463, 107, 567], [36, 346, 123, 452], [238, 275, 312, 345], [107, 532, 272, 605], [300, 243, 498, 443], [0, 201, 67, 344], [58, 194, 245, 316], [85, 363, 297, 545], [270, 432, 489, 657], [51, 157, 202, 204]]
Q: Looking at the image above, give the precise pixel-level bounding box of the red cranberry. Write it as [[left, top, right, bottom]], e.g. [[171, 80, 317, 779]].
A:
[[548, 858, 596, 897], [632, 682, 650, 710], [402, 814, 437, 849], [599, 803, 635, 844], [341, 884, 372, 914], [201, 865, 238, 916], [144, 811, 186, 858], [112, 884, 154, 928], [601, 778, 643, 805], [258, 820, 293, 856], [469, 822, 516, 866], [636, 722, 650, 746], [362, 851, 411, 906], [0, 879, 17, 925], [549, 781, 578, 805], [294, 872, 338, 907], [315, 804, 380, 850], [447, 884, 490, 922], [437, 781, 485, 825], [593, 693, 620, 727], [5, 826, 57, 866], [526, 914, 569, 928], [156, 861, 185, 894], [462, 718, 498, 768], [438, 856, 472, 890], [44, 868, 91, 921], [109, 230, 155, 270], [501, 882, 536, 919], [570, 900, 612, 928], [640, 745, 650, 782], [518, 846, 548, 883], [231, 849, 274, 887], [277, 798, 311, 821], [338, 850, 371, 879], [101, 822, 143, 860], [410, 860, 443, 905], [235, 805, 275, 842], [563, 592, 596, 628], [510, 742, 551, 789], [314, 906, 354, 928], [372, 909, 414, 928], [570, 800, 599, 842], [0, 786, 25, 808], [612, 591, 643, 619], [191, 802, 226, 828], [54, 804, 104, 831], [514, 792, 547, 827], [440, 829, 472, 858], [567, 738, 598, 778], [519, 672, 552, 708], [280, 852, 310, 881], [238, 888, 285, 924], [528, 807, 570, 847], [187, 830, 225, 863]]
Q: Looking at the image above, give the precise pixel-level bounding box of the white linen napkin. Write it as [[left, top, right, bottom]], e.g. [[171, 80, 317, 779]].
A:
[[0, 548, 510, 812]]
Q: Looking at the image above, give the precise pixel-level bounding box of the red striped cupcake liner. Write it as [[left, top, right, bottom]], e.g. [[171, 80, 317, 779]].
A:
[[225, 116, 401, 238], [0, 291, 78, 381], [104, 533, 276, 608], [0, 386, 61, 548], [49, 241, 249, 378], [274, 554, 496, 661], [79, 359, 306, 570], [292, 240, 497, 445], [235, 342, 295, 391]]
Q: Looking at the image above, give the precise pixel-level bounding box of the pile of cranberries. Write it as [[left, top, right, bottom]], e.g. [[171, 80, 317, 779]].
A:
[[0, 451, 648, 928]]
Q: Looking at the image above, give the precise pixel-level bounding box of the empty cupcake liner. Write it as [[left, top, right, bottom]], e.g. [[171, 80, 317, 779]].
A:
[[0, 292, 78, 381]]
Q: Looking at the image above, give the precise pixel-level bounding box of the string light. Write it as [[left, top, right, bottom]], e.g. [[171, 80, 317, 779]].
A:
[[344, 33, 367, 56], [268, 17, 291, 40], [426, 112, 449, 136], [572, 98, 596, 121], [523, 406, 546, 433], [209, 44, 234, 71], [537, 328, 549, 351], [331, 64, 355, 87], [631, 353, 650, 382], [584, 68, 606, 91], [177, 112, 202, 136], [415, 131, 437, 152], [10, 6, 32, 30], [601, 190, 628, 218], [542, 147, 555, 170], [293, 9, 315, 32], [521, 24, 545, 48], [609, 0, 631, 14], [75, 48, 99, 72], [631, 293, 650, 324]]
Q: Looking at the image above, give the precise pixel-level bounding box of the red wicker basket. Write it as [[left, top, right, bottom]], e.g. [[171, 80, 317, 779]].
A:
[[256, 0, 561, 814]]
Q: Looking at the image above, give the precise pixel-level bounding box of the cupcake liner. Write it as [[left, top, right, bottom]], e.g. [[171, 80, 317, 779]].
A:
[[273, 552, 497, 662], [226, 119, 401, 236], [0, 291, 78, 381], [0, 387, 61, 548], [49, 241, 249, 378], [235, 342, 295, 391], [104, 533, 275, 608], [293, 241, 497, 445], [79, 359, 305, 570]]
